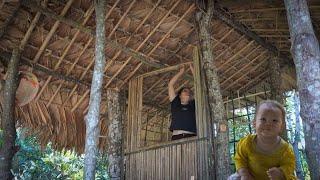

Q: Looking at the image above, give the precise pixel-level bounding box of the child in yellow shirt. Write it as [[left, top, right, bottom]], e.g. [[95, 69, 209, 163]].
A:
[[232, 100, 296, 180]]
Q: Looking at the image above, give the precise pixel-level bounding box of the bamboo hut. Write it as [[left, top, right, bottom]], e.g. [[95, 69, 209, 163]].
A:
[[0, 0, 320, 179]]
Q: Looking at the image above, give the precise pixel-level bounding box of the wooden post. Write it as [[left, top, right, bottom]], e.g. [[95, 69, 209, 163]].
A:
[[107, 89, 124, 180], [0, 48, 20, 179], [293, 91, 304, 180], [84, 0, 106, 179], [195, 1, 231, 179], [284, 0, 320, 178], [268, 56, 287, 140]]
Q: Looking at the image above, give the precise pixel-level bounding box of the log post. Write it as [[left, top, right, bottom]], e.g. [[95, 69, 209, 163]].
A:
[[0, 48, 20, 179], [284, 0, 320, 178], [106, 89, 124, 180], [84, 0, 106, 179], [268, 56, 287, 140], [195, 1, 231, 179]]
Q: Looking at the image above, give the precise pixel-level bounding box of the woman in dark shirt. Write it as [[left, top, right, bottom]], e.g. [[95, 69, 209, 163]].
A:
[[168, 65, 197, 140]]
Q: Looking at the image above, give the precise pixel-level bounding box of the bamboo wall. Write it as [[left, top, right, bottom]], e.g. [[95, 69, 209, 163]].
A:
[[125, 137, 209, 180], [124, 47, 213, 179]]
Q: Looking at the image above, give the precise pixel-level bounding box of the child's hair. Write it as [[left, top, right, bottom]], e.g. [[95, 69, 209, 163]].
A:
[[254, 100, 286, 122]]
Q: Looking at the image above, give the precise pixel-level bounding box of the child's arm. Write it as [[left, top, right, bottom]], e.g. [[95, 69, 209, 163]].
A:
[[278, 145, 296, 180], [267, 167, 285, 180], [234, 137, 254, 180], [168, 66, 185, 101], [238, 168, 254, 180]]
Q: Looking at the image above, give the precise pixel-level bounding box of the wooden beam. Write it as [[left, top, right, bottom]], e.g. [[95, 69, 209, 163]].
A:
[[31, 0, 74, 64], [213, 5, 294, 67], [221, 50, 268, 86], [224, 58, 268, 91], [0, 51, 89, 86], [118, 4, 195, 86], [36, 5, 94, 102], [60, 0, 122, 106], [21, 0, 164, 69], [138, 62, 193, 78], [79, 1, 182, 113]]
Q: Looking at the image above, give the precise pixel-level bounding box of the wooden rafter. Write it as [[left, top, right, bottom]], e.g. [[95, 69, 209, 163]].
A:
[[0, 1, 20, 39], [117, 4, 196, 87], [31, 0, 74, 64], [224, 57, 269, 91], [35, 5, 95, 102], [213, 5, 294, 67], [0, 51, 88, 86], [221, 50, 268, 86], [21, 0, 165, 69], [60, 0, 121, 106], [238, 71, 269, 93], [78, 0, 183, 113], [19, 0, 48, 50], [221, 46, 261, 79]]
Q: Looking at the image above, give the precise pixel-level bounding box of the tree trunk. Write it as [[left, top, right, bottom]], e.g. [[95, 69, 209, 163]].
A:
[[0, 48, 20, 179], [293, 91, 304, 180], [84, 0, 106, 179], [268, 57, 287, 140], [195, 1, 231, 179], [284, 0, 320, 179], [106, 89, 124, 180]]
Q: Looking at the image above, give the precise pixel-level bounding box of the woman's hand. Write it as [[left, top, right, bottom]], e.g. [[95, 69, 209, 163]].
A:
[[189, 64, 195, 76], [178, 65, 185, 74]]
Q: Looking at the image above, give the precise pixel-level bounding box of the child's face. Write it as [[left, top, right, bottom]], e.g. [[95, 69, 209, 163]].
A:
[[253, 104, 283, 138]]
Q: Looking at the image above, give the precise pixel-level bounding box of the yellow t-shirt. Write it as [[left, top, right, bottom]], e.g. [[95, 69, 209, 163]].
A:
[[234, 134, 296, 180]]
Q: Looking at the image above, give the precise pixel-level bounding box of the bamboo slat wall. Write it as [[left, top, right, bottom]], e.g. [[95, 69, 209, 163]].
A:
[[126, 76, 143, 152], [125, 47, 212, 179], [125, 137, 208, 180]]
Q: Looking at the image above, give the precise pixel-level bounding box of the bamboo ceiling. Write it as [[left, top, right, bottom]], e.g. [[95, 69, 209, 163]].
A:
[[0, 0, 319, 151]]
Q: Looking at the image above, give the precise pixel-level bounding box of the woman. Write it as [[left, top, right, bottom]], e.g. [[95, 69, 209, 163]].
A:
[[168, 65, 197, 140]]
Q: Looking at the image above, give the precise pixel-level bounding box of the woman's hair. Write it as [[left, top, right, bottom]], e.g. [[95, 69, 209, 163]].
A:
[[254, 100, 286, 122], [177, 87, 192, 96]]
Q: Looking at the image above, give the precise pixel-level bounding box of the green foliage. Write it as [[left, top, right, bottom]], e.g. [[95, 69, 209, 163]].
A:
[[10, 131, 109, 180]]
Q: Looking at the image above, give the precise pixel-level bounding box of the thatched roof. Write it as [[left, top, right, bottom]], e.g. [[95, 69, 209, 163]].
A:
[[0, 0, 319, 151]]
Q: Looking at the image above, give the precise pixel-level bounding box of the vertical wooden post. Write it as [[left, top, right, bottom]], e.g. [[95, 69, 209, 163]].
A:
[[0, 48, 20, 179], [84, 0, 106, 179], [268, 56, 287, 140], [107, 89, 124, 180], [195, 1, 231, 179], [284, 0, 320, 178], [293, 91, 304, 180]]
